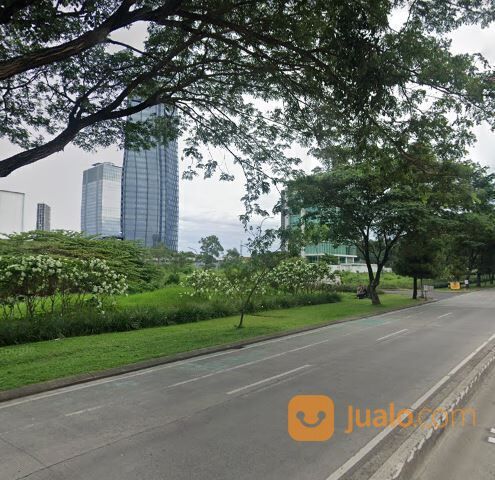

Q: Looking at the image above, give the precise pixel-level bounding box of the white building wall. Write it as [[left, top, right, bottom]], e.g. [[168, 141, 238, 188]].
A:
[[0, 190, 25, 236]]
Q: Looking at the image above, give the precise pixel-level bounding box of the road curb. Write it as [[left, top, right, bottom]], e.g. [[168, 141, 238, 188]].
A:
[[369, 340, 495, 480], [0, 298, 434, 403]]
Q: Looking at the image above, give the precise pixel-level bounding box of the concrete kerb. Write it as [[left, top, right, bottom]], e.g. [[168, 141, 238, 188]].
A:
[[0, 298, 434, 403], [369, 341, 495, 480]]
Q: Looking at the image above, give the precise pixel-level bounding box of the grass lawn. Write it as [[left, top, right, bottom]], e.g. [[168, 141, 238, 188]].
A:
[[339, 271, 414, 289], [0, 293, 416, 392], [116, 285, 189, 308], [115, 272, 417, 310]]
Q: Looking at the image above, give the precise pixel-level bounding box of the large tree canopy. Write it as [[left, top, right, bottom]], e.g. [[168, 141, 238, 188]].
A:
[[0, 1, 494, 215], [288, 145, 482, 304]]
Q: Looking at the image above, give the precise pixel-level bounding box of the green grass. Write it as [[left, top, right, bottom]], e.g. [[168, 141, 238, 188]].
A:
[[0, 293, 416, 391], [116, 285, 189, 308], [339, 271, 414, 289], [4, 284, 189, 320]]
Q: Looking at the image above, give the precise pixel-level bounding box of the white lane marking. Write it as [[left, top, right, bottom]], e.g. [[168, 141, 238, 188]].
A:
[[409, 334, 495, 411], [490, 428, 495, 434], [161, 343, 333, 390], [227, 365, 311, 395], [488, 437, 495, 444], [64, 405, 104, 417], [326, 411, 412, 480], [437, 312, 453, 319], [376, 329, 409, 342], [325, 331, 495, 480]]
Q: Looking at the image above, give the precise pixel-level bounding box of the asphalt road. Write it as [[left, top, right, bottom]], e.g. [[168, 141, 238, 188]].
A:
[[1, 290, 495, 480], [412, 353, 495, 480]]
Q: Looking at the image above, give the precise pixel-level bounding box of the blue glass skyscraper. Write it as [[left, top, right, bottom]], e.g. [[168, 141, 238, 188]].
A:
[[121, 104, 179, 250]]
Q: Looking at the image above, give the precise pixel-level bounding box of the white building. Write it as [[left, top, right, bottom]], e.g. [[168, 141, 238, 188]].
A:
[[0, 190, 25, 236]]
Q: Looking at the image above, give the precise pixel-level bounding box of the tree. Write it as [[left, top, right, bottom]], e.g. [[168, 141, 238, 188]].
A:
[[443, 166, 495, 284], [187, 228, 282, 328], [0, 1, 493, 219], [198, 235, 223, 268], [445, 212, 495, 283], [393, 233, 442, 299], [290, 150, 474, 305], [149, 243, 195, 272], [478, 238, 495, 285], [221, 248, 241, 268]]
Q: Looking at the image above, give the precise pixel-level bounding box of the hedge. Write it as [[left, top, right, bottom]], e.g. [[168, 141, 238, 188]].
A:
[[0, 292, 341, 346]]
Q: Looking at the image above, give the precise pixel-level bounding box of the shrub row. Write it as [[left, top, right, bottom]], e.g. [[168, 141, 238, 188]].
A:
[[0, 291, 341, 346]]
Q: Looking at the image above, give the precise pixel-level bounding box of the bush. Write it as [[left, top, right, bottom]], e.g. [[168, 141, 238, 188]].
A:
[[164, 272, 181, 285], [0, 231, 161, 292], [0, 292, 341, 346], [267, 258, 335, 293], [0, 255, 128, 321]]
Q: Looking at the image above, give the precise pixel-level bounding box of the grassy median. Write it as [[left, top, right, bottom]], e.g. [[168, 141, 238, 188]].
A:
[[0, 293, 416, 392]]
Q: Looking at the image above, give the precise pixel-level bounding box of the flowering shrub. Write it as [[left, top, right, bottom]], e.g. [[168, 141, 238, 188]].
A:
[[267, 258, 335, 294], [0, 255, 128, 321], [183, 269, 231, 299], [184, 267, 269, 301], [185, 259, 334, 301], [183, 257, 335, 328]]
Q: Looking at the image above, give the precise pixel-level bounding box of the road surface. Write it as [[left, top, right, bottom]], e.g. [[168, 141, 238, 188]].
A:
[[1, 290, 494, 480]]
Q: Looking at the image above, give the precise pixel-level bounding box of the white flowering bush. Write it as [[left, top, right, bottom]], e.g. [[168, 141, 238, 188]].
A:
[[184, 254, 337, 328], [183, 269, 231, 299], [267, 258, 334, 294], [184, 266, 269, 301], [74, 258, 128, 311], [0, 255, 128, 321]]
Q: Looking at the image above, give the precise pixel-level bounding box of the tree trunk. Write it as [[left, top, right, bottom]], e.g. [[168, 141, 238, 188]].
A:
[[476, 272, 481, 288], [364, 257, 380, 305], [237, 310, 245, 329], [368, 283, 381, 305], [412, 276, 418, 300]]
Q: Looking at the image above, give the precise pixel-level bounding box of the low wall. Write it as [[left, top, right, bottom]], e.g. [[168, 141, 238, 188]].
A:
[[330, 263, 393, 274]]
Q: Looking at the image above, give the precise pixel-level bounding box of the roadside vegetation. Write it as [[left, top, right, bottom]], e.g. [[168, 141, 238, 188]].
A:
[[2, 227, 491, 350], [0, 231, 343, 346], [0, 293, 415, 392]]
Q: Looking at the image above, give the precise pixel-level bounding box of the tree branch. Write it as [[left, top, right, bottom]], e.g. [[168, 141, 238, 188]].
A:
[[0, 0, 184, 80]]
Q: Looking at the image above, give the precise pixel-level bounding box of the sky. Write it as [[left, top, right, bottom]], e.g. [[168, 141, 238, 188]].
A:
[[0, 19, 493, 252]]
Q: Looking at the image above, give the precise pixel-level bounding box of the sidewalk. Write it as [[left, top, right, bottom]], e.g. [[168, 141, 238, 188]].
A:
[[412, 363, 495, 480]]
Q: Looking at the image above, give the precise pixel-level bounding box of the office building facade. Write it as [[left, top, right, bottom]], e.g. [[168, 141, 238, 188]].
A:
[[121, 104, 179, 250], [284, 209, 359, 264], [36, 203, 51, 231], [81, 162, 122, 237], [0, 190, 25, 236], [281, 189, 358, 264]]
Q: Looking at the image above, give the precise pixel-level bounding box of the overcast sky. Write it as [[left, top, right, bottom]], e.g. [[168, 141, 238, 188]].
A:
[[0, 21, 493, 252]]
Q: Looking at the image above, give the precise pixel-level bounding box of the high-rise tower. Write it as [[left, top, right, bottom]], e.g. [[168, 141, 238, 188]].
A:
[[36, 203, 51, 231], [81, 162, 122, 237], [121, 104, 179, 250]]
